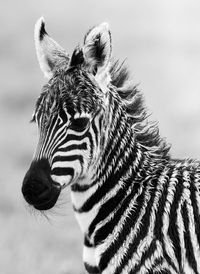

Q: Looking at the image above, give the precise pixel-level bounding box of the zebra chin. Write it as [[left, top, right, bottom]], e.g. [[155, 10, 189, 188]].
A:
[[21, 158, 62, 211]]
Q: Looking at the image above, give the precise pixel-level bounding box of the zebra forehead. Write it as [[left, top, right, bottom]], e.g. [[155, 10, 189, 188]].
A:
[[35, 67, 104, 118]]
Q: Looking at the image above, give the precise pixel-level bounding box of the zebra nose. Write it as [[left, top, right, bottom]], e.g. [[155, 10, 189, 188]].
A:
[[22, 158, 61, 210]]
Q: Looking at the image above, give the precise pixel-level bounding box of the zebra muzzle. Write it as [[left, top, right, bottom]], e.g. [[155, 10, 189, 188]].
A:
[[21, 158, 61, 210]]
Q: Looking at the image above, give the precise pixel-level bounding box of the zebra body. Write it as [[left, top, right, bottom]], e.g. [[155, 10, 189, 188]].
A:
[[73, 158, 200, 273], [22, 18, 200, 274]]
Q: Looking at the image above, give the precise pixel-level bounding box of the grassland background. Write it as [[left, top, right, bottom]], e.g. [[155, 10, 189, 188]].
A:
[[1, 0, 200, 273]]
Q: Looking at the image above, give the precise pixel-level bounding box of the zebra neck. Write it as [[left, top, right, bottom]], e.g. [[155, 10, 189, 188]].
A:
[[84, 140, 165, 246], [71, 96, 168, 244], [70, 123, 154, 240]]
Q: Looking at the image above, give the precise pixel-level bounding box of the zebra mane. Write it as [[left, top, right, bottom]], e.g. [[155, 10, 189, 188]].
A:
[[110, 60, 171, 159]]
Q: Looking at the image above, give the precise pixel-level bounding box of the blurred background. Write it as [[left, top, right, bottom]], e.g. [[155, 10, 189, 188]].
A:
[[1, 0, 200, 273]]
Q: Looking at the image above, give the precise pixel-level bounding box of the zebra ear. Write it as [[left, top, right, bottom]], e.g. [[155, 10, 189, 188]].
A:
[[34, 17, 69, 79], [83, 23, 112, 76]]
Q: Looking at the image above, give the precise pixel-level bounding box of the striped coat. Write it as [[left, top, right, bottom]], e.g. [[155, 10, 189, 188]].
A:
[[22, 18, 200, 274]]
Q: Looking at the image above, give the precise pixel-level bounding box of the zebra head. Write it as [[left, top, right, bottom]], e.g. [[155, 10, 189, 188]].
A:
[[22, 18, 113, 210]]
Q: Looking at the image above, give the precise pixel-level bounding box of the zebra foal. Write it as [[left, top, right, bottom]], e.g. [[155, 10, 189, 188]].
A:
[[22, 18, 200, 274]]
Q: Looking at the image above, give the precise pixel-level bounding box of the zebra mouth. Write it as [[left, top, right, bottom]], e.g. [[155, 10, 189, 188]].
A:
[[61, 182, 70, 190], [33, 188, 61, 210], [22, 180, 62, 211], [33, 182, 61, 210], [51, 174, 73, 190]]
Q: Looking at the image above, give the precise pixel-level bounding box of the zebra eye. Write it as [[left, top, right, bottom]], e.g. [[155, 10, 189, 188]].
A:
[[70, 117, 90, 131]]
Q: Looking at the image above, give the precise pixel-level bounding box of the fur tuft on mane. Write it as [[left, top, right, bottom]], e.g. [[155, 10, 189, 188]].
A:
[[110, 60, 171, 159]]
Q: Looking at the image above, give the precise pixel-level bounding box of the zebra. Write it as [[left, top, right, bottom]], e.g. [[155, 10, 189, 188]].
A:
[[22, 17, 200, 274]]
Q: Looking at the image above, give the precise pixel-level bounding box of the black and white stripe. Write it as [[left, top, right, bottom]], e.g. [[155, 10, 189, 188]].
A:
[[29, 19, 200, 274], [32, 74, 200, 274], [70, 93, 200, 274]]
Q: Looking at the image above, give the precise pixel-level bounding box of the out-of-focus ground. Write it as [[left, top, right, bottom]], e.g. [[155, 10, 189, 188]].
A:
[[0, 0, 200, 273]]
